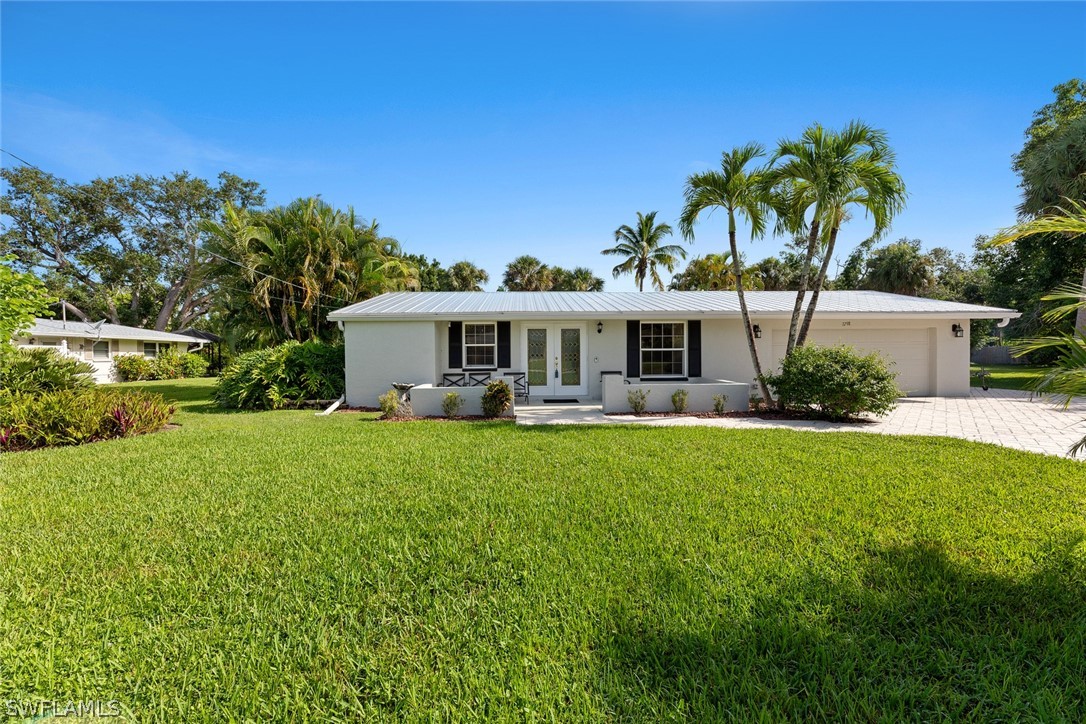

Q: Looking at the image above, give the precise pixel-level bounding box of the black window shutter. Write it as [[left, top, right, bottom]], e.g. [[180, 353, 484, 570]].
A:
[[688, 320, 702, 378], [497, 321, 511, 368], [626, 320, 640, 378], [448, 322, 462, 369]]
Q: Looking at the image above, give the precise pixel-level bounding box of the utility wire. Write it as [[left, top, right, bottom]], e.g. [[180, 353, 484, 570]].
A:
[[1, 147, 355, 305]]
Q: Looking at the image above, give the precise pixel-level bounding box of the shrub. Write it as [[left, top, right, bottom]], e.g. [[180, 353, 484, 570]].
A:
[[0, 346, 95, 394], [216, 341, 345, 410], [712, 393, 728, 415], [761, 344, 901, 421], [149, 349, 185, 380], [114, 353, 152, 381], [481, 380, 513, 418], [627, 388, 649, 414], [378, 389, 405, 418], [671, 388, 688, 413], [179, 352, 209, 378], [0, 388, 175, 452], [442, 392, 464, 418]]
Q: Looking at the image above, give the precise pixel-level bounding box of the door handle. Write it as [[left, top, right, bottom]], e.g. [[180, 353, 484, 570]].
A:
[[554, 356, 558, 379]]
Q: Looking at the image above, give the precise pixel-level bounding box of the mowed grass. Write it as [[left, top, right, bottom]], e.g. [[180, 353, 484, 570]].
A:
[[970, 363, 1051, 391], [2, 379, 1085, 720]]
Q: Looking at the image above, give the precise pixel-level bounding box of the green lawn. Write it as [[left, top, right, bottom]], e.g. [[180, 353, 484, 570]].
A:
[[2, 378, 1085, 720], [970, 363, 1051, 391]]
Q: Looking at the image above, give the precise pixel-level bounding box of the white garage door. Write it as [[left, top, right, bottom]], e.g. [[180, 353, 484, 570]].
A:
[[773, 328, 932, 396]]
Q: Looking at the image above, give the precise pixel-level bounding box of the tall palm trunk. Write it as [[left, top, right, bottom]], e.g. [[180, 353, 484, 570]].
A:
[[729, 219, 771, 402], [796, 223, 840, 346], [786, 216, 821, 355]]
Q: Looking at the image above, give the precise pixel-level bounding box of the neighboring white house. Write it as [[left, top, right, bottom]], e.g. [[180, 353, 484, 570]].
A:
[[14, 318, 206, 383], [327, 291, 1019, 413]]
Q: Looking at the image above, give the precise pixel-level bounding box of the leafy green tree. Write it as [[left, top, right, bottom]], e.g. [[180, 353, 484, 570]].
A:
[[404, 255, 453, 291], [603, 211, 686, 291], [669, 252, 761, 291], [679, 145, 771, 400], [767, 122, 906, 353], [502, 255, 553, 291], [747, 256, 799, 291], [551, 266, 604, 291], [1013, 79, 1086, 217], [0, 166, 264, 330], [0, 256, 55, 341], [861, 239, 935, 296]]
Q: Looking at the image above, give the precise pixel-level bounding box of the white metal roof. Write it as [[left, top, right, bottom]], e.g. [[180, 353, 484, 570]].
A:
[[19, 318, 207, 343], [328, 291, 1019, 321]]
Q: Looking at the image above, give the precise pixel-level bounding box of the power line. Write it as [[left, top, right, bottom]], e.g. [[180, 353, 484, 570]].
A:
[[0, 147, 354, 306]]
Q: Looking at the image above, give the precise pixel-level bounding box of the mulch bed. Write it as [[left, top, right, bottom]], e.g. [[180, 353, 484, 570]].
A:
[[605, 409, 876, 424], [335, 406, 511, 422]]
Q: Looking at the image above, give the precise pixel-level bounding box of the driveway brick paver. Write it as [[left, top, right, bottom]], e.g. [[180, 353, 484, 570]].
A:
[[515, 388, 1086, 459]]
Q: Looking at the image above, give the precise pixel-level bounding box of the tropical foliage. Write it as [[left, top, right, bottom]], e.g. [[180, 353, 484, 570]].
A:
[[201, 198, 418, 346], [500, 257, 603, 291], [0, 387, 174, 452], [602, 211, 686, 291], [860, 239, 936, 296], [0, 255, 55, 341], [0, 346, 94, 395], [215, 340, 345, 410], [766, 121, 907, 354], [680, 144, 773, 400], [113, 351, 209, 382]]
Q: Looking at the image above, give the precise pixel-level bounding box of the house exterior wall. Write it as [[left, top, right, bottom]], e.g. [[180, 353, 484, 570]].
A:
[[14, 336, 189, 384], [343, 320, 438, 407], [342, 313, 975, 405]]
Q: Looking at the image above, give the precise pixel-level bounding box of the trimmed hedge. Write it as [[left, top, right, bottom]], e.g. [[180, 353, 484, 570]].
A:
[[0, 388, 175, 452], [762, 344, 901, 421], [0, 346, 95, 394], [215, 341, 345, 410]]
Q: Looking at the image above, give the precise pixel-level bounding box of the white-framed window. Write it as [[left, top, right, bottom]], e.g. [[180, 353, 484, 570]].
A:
[[463, 322, 497, 368], [92, 340, 111, 361], [640, 322, 686, 377], [143, 342, 171, 358]]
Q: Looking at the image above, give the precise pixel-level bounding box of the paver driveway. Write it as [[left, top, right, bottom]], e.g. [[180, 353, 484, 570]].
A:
[[515, 388, 1086, 459]]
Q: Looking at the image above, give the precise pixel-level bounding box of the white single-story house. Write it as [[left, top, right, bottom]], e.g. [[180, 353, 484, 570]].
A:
[[327, 291, 1019, 414], [14, 318, 207, 383]]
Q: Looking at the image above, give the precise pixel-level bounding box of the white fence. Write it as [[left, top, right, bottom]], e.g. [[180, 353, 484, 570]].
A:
[[601, 372, 750, 414], [409, 376, 516, 418]]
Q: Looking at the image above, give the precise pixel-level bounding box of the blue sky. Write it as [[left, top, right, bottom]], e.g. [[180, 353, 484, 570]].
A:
[[2, 2, 1084, 291]]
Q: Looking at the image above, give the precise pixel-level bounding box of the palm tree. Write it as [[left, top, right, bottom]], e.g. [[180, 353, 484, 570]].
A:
[[669, 252, 761, 291], [679, 144, 772, 401], [862, 240, 935, 296], [502, 255, 553, 291], [552, 266, 605, 291], [602, 211, 686, 291], [448, 261, 489, 291], [990, 198, 1086, 333], [767, 122, 907, 354]]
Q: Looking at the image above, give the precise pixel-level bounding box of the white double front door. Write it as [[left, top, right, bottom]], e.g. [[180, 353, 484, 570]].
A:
[[521, 323, 588, 397]]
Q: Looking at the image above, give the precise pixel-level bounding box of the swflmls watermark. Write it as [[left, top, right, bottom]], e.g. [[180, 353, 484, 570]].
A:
[[3, 699, 123, 718]]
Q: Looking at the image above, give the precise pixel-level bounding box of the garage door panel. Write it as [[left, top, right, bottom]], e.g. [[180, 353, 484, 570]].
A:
[[772, 328, 931, 395]]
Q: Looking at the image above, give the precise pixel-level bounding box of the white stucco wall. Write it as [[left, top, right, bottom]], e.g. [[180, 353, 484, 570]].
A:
[[14, 336, 185, 384], [343, 321, 439, 407], [410, 376, 516, 417]]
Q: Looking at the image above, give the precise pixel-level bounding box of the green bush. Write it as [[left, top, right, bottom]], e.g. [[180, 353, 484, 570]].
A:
[[761, 344, 901, 421], [712, 393, 728, 415], [0, 387, 175, 452], [215, 341, 345, 410], [0, 346, 95, 394], [671, 388, 688, 413], [442, 392, 463, 418], [378, 389, 409, 419], [149, 349, 185, 380], [627, 388, 649, 414], [481, 380, 513, 418], [113, 353, 152, 381], [179, 352, 209, 378]]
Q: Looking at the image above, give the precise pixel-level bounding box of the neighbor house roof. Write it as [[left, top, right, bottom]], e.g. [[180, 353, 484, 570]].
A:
[[20, 318, 207, 344], [328, 291, 1019, 321]]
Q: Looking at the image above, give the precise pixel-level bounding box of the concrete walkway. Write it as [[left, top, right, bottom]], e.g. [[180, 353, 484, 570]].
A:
[[514, 388, 1086, 459]]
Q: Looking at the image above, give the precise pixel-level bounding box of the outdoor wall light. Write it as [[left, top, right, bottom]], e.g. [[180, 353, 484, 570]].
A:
[[597, 321, 603, 334], [952, 323, 964, 338], [752, 324, 762, 339]]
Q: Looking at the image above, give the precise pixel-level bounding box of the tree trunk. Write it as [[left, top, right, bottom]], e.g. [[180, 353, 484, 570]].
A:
[[61, 300, 90, 322], [797, 224, 841, 347], [154, 280, 185, 331], [1078, 265, 1086, 336], [785, 216, 821, 356], [729, 223, 771, 403]]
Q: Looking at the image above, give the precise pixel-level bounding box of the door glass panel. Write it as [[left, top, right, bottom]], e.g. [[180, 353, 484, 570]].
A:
[[527, 329, 548, 386], [560, 328, 581, 386]]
